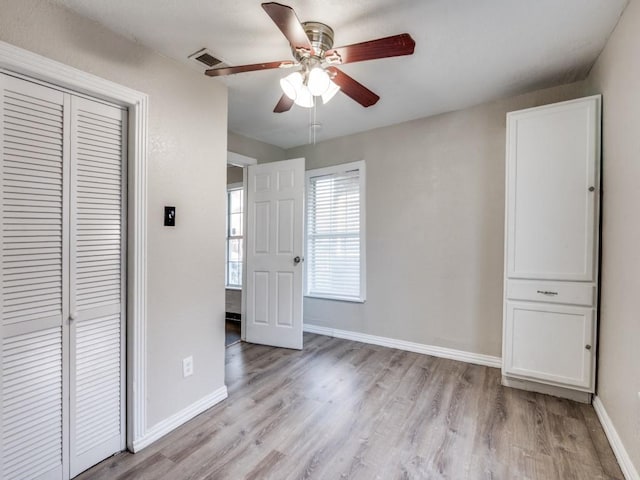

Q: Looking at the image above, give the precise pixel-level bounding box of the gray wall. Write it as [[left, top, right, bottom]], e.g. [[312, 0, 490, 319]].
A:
[[286, 82, 587, 357], [228, 130, 286, 163], [225, 289, 242, 315], [0, 0, 228, 427], [226, 165, 243, 185], [586, 0, 640, 471]]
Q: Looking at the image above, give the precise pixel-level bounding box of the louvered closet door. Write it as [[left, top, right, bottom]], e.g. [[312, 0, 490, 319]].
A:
[[0, 74, 68, 480], [68, 96, 126, 477]]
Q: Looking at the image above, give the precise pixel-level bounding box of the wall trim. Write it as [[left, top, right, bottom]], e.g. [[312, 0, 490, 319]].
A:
[[303, 324, 502, 369], [132, 386, 228, 452], [227, 150, 257, 167], [0, 40, 149, 451], [593, 396, 640, 480]]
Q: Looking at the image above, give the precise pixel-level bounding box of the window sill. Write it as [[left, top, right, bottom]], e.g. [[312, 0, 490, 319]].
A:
[[304, 294, 365, 304], [225, 286, 242, 291]]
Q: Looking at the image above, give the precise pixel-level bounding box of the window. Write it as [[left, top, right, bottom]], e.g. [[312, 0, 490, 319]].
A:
[[305, 161, 366, 302], [226, 184, 244, 288]]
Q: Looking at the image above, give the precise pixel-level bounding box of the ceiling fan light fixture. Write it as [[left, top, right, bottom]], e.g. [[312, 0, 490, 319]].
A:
[[321, 80, 340, 104], [280, 71, 303, 100], [307, 67, 331, 96], [293, 84, 314, 108]]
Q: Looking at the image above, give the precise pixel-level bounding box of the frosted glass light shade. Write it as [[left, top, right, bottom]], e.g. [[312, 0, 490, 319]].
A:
[[321, 80, 340, 104], [280, 72, 303, 100], [293, 85, 314, 108], [307, 67, 331, 96]]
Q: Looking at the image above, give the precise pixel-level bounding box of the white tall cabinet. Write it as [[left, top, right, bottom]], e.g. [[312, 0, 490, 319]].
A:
[[0, 73, 126, 479], [502, 95, 601, 402]]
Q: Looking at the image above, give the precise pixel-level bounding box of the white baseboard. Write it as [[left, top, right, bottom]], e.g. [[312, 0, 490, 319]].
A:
[[303, 324, 502, 369], [592, 396, 640, 480], [132, 385, 228, 452]]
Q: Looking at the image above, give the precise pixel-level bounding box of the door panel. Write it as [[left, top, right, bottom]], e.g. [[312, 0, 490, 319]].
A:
[[69, 96, 126, 477], [277, 199, 294, 254], [253, 271, 269, 325], [246, 158, 304, 349], [276, 272, 293, 327], [2, 328, 64, 480], [1, 74, 68, 480]]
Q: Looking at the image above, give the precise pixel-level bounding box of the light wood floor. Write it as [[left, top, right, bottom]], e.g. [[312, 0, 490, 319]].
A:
[[77, 333, 623, 480]]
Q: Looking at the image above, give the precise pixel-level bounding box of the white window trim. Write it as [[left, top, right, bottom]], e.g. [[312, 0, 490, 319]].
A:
[[305, 160, 366, 303], [225, 182, 244, 289]]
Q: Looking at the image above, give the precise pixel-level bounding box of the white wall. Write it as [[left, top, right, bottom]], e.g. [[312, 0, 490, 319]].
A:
[[286, 82, 588, 358], [586, 0, 640, 472], [0, 0, 228, 428]]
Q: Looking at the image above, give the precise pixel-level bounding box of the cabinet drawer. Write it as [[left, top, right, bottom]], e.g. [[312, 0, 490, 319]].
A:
[[506, 280, 594, 306]]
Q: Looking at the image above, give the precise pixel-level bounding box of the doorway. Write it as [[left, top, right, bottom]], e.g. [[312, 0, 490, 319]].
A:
[[225, 152, 255, 347], [224, 153, 306, 350]]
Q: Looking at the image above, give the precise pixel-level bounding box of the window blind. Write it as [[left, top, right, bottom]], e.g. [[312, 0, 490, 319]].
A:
[[306, 167, 362, 301]]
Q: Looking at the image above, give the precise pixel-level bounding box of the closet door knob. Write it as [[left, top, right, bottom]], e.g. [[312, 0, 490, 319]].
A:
[[585, 344, 592, 350], [69, 312, 78, 322], [588, 186, 595, 192]]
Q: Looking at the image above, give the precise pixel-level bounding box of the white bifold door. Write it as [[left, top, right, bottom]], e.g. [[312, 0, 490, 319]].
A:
[[0, 73, 126, 480]]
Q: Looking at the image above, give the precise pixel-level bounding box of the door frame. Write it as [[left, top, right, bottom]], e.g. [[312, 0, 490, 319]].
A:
[[0, 41, 149, 452], [227, 151, 257, 343]]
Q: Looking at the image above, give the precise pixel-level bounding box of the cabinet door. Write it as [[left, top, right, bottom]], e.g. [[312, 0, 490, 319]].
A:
[[504, 301, 594, 390], [506, 97, 600, 281]]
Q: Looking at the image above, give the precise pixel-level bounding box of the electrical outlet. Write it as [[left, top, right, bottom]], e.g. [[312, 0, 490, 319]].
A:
[[182, 356, 194, 378]]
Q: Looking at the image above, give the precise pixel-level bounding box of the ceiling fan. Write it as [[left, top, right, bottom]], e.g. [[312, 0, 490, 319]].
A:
[[205, 2, 416, 113]]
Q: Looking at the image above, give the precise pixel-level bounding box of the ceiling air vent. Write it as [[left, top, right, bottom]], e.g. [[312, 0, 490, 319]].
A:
[[188, 48, 228, 69]]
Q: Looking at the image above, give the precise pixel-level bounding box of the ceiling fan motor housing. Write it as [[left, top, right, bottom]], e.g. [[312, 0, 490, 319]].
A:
[[294, 21, 335, 60]]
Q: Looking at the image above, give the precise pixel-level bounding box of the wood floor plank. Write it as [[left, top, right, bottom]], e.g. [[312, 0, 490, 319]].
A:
[[76, 334, 625, 480]]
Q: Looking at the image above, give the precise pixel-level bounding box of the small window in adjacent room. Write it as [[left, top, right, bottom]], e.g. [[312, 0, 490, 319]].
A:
[[226, 184, 244, 288], [305, 161, 366, 303]]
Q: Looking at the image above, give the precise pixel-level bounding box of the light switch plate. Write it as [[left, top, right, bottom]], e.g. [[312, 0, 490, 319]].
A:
[[182, 356, 193, 377], [164, 206, 176, 226]]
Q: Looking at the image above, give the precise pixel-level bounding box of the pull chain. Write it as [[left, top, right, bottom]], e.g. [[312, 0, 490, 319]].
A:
[[308, 97, 318, 145], [313, 99, 317, 145]]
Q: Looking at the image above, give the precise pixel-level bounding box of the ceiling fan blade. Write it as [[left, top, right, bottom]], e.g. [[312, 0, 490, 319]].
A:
[[274, 94, 294, 113], [327, 67, 380, 108], [262, 3, 314, 55], [205, 61, 292, 77], [326, 34, 415, 65]]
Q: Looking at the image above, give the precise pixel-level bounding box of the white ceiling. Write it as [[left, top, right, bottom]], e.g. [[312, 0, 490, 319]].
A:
[[51, 0, 627, 149]]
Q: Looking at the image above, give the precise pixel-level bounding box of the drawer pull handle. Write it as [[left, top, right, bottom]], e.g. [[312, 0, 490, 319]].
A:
[[536, 290, 558, 296]]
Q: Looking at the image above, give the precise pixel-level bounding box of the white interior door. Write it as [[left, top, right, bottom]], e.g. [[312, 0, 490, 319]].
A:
[[68, 96, 126, 477], [245, 158, 304, 349]]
